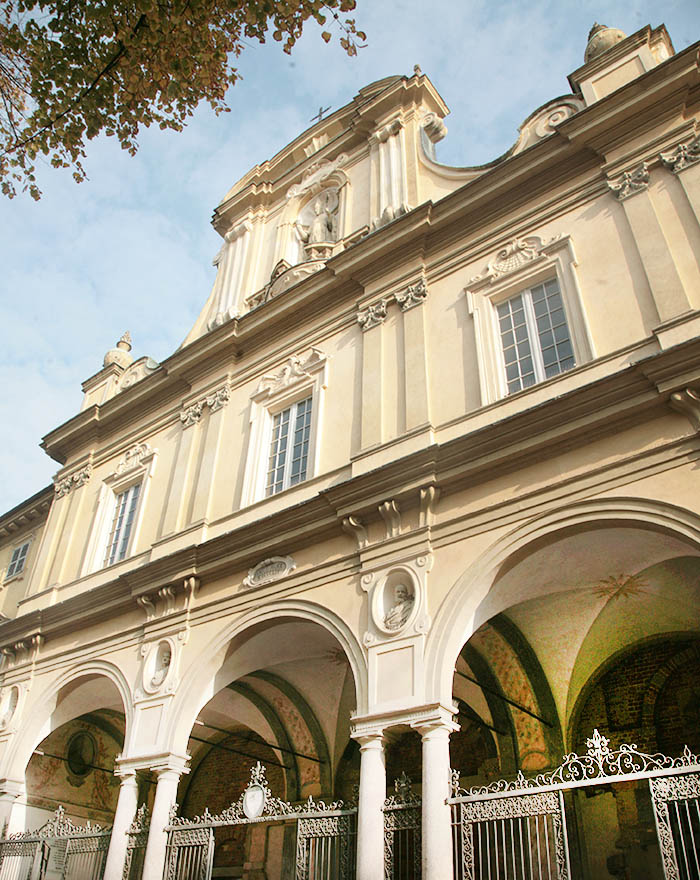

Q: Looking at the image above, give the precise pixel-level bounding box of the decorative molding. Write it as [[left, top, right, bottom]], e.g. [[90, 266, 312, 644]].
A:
[[179, 402, 203, 428], [255, 349, 326, 399], [660, 135, 700, 173], [607, 162, 650, 200], [513, 98, 584, 156], [420, 113, 447, 144], [180, 383, 230, 427], [395, 278, 427, 312], [469, 235, 560, 286], [419, 485, 440, 528], [247, 260, 326, 309], [369, 118, 403, 146], [114, 443, 155, 477], [378, 500, 401, 539], [54, 465, 92, 497], [205, 385, 231, 413], [242, 556, 296, 589], [341, 516, 368, 550], [118, 357, 159, 392], [669, 387, 700, 431], [357, 299, 388, 331], [136, 576, 199, 622], [286, 153, 348, 200], [0, 634, 43, 671]]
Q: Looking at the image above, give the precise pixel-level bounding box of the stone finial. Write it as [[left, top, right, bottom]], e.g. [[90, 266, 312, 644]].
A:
[[584, 23, 627, 63], [103, 331, 134, 369], [413, 64, 422, 76]]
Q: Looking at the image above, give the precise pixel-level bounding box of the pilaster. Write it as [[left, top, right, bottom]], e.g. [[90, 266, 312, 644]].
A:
[[608, 162, 691, 323]]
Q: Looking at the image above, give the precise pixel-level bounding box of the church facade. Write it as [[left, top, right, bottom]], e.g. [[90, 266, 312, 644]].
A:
[[0, 21, 699, 880]]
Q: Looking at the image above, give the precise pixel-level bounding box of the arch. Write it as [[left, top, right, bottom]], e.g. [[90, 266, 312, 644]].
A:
[[2, 659, 133, 783], [427, 497, 700, 705], [165, 599, 367, 758], [566, 632, 700, 753]]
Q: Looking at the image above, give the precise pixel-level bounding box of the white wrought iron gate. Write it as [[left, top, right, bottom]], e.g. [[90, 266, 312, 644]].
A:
[[383, 773, 421, 880], [163, 762, 356, 880], [449, 729, 700, 880], [0, 807, 111, 880]]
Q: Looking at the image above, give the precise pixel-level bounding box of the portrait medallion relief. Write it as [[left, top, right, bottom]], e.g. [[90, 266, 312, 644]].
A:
[[372, 570, 417, 636], [0, 685, 19, 729], [143, 639, 173, 693]]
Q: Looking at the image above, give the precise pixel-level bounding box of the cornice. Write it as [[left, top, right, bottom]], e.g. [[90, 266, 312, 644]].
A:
[[5, 335, 700, 653], [0, 486, 53, 537]]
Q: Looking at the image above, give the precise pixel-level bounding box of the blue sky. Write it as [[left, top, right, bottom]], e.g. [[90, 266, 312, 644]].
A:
[[0, 0, 698, 513]]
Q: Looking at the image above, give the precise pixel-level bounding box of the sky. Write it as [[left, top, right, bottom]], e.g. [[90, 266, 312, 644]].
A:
[[0, 0, 698, 513]]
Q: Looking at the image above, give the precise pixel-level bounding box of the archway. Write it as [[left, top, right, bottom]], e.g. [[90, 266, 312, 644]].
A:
[[445, 519, 700, 880], [171, 615, 360, 880]]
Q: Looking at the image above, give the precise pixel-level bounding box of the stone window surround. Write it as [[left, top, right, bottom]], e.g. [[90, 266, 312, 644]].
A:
[[241, 351, 328, 507], [81, 445, 157, 576], [466, 235, 593, 406]]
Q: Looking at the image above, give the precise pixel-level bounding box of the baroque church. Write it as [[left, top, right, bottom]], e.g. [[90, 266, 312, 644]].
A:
[[0, 20, 699, 880]]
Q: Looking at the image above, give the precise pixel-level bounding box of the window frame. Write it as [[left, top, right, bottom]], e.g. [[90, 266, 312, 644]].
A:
[[4, 539, 31, 582], [264, 395, 314, 497], [466, 235, 593, 405], [242, 349, 328, 505], [82, 443, 157, 574]]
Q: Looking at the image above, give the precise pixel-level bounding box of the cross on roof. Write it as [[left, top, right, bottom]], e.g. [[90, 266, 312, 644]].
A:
[[310, 105, 331, 123]]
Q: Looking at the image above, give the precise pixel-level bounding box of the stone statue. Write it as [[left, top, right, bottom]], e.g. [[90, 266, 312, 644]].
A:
[[384, 584, 413, 631], [308, 196, 335, 243], [296, 189, 339, 259]]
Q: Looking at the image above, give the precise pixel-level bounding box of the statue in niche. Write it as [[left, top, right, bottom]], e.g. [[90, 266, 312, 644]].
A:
[[150, 643, 171, 688], [296, 189, 339, 260], [384, 583, 414, 631]]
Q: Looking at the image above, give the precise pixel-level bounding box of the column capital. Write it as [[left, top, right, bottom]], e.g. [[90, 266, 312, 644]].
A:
[[355, 732, 385, 751], [117, 752, 190, 778], [352, 702, 459, 740], [410, 703, 459, 738]]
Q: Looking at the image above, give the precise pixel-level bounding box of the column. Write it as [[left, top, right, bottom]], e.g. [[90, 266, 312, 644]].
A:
[[355, 733, 386, 880], [141, 765, 183, 880], [416, 719, 457, 880], [103, 771, 139, 880], [0, 779, 24, 835]]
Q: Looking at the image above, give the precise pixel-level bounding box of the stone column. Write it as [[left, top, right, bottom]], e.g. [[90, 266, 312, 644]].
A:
[[141, 765, 184, 880], [355, 733, 386, 880], [103, 771, 139, 880], [415, 717, 458, 880], [0, 779, 25, 835]]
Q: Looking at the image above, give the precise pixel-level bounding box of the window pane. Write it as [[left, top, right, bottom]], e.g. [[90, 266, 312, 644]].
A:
[[265, 398, 313, 495], [6, 542, 29, 578], [532, 280, 575, 381], [105, 483, 141, 566]]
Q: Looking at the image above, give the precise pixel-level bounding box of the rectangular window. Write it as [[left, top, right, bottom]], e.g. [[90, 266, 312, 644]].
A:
[[265, 397, 313, 497], [104, 482, 141, 566], [496, 278, 575, 395], [6, 541, 30, 578]]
